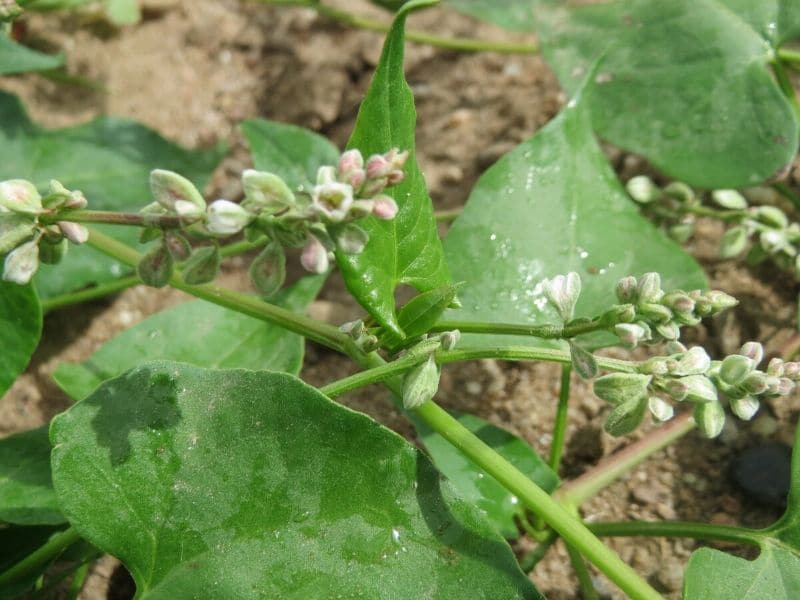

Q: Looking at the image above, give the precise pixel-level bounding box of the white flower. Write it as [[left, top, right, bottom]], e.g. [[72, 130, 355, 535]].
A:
[[205, 200, 253, 236]]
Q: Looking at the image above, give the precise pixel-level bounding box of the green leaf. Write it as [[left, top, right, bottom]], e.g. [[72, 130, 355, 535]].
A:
[[718, 0, 800, 46], [53, 275, 325, 401], [683, 419, 800, 598], [0, 281, 41, 398], [0, 91, 225, 299], [337, 0, 452, 340], [105, 0, 140, 24], [0, 35, 63, 75], [416, 411, 558, 539], [536, 0, 799, 188], [442, 88, 706, 350], [387, 283, 459, 349], [0, 426, 64, 525], [50, 362, 541, 598], [241, 118, 341, 189], [443, 0, 535, 32]]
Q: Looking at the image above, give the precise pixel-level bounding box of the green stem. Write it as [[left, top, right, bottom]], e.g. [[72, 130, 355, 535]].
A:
[[415, 401, 661, 600], [438, 346, 637, 374], [431, 318, 607, 339], [258, 0, 538, 54], [321, 351, 427, 398], [683, 205, 748, 222], [434, 207, 462, 222], [549, 364, 572, 473], [519, 530, 558, 572], [587, 520, 763, 546], [41, 237, 268, 314], [772, 57, 800, 123], [557, 412, 695, 507], [0, 527, 82, 589], [778, 48, 800, 65], [566, 542, 600, 600], [41, 209, 184, 229], [86, 228, 348, 351]]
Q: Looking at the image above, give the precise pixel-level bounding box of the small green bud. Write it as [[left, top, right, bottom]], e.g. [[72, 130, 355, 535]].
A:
[[356, 334, 380, 353], [206, 200, 254, 236], [755, 205, 788, 228], [654, 321, 681, 341], [149, 169, 206, 212], [739, 341, 764, 365], [614, 322, 648, 349], [626, 176, 660, 204], [242, 170, 296, 214], [604, 394, 648, 436], [663, 181, 694, 203], [663, 378, 689, 401], [740, 371, 768, 395], [694, 400, 725, 438], [640, 355, 670, 375], [783, 362, 800, 380], [137, 243, 173, 288], [593, 373, 651, 405], [249, 241, 286, 298], [759, 229, 791, 255], [402, 354, 440, 410], [705, 290, 738, 313], [711, 189, 748, 210], [57, 221, 89, 245], [340, 320, 365, 339], [719, 226, 748, 259], [38, 238, 68, 265], [0, 213, 35, 254], [730, 396, 759, 421], [439, 330, 460, 351], [718, 354, 754, 386], [569, 341, 598, 380], [544, 271, 581, 321], [181, 245, 221, 285], [0, 180, 41, 215], [609, 303, 636, 324], [2, 239, 39, 284], [638, 302, 673, 323], [682, 374, 717, 403], [648, 396, 674, 422], [615, 276, 638, 303], [335, 223, 369, 254], [174, 200, 205, 222], [766, 357, 784, 377], [636, 272, 663, 303], [670, 346, 711, 376], [669, 222, 695, 244]]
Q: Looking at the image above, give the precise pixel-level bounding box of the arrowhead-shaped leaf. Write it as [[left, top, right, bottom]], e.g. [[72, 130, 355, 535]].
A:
[[50, 362, 541, 598], [0, 281, 41, 397]]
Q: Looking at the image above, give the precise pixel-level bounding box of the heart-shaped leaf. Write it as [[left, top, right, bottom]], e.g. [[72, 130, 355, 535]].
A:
[[0, 92, 225, 299], [0, 35, 63, 75], [53, 275, 325, 401], [0, 426, 63, 525], [0, 281, 41, 398], [50, 362, 541, 598], [536, 0, 799, 188], [442, 86, 706, 350], [337, 0, 452, 340], [683, 419, 800, 598]]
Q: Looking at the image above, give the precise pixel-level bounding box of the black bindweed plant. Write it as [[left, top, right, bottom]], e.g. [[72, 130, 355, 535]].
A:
[[1, 0, 800, 598]]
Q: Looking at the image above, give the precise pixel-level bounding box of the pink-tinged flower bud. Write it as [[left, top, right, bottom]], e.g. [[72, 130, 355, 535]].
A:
[[64, 190, 88, 210], [242, 170, 296, 214], [366, 154, 391, 179], [615, 276, 638, 303], [3, 239, 39, 284], [636, 272, 662, 303], [206, 200, 254, 236], [344, 168, 366, 190], [614, 322, 647, 349], [767, 357, 785, 377], [386, 148, 409, 170], [386, 169, 405, 186], [372, 195, 398, 220], [149, 170, 206, 212], [301, 236, 330, 274], [0, 180, 42, 215], [338, 150, 364, 176], [57, 221, 89, 245], [361, 176, 389, 198], [782, 361, 800, 380], [730, 396, 759, 421], [738, 341, 764, 365]]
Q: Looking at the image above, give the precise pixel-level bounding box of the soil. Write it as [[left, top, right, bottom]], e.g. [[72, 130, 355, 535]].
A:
[[2, 1, 799, 598]]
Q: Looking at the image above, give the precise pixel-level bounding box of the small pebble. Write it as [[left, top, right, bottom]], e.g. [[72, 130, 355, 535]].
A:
[[729, 442, 792, 508]]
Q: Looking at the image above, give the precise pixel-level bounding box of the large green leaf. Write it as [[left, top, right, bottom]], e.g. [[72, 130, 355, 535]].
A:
[[0, 92, 225, 299], [718, 0, 800, 46], [683, 420, 800, 598], [443, 0, 535, 32], [337, 0, 451, 340], [0, 426, 63, 525], [50, 362, 541, 598], [0, 35, 63, 75], [241, 119, 341, 189], [0, 281, 41, 398], [442, 86, 706, 350], [53, 275, 325, 401], [416, 411, 558, 539], [536, 0, 799, 188]]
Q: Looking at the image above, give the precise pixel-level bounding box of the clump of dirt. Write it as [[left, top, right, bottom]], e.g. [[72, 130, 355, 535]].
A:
[[2, 1, 799, 598]]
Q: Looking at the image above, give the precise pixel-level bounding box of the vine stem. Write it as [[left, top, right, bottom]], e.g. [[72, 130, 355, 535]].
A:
[[0, 527, 82, 588], [85, 227, 660, 599], [586, 520, 763, 546], [255, 0, 538, 54], [430, 318, 608, 339], [40, 209, 184, 229], [549, 364, 572, 473]]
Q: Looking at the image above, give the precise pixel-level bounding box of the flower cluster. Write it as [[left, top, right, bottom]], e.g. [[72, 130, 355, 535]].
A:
[[594, 341, 800, 438], [0, 179, 88, 284], [626, 175, 800, 277], [140, 147, 405, 295]]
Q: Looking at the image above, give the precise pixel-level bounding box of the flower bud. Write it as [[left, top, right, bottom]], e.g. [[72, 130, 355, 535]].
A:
[[640, 355, 670, 375], [439, 329, 460, 351], [300, 236, 330, 274], [663, 181, 694, 203], [42, 180, 72, 209], [654, 321, 680, 341], [372, 195, 399, 220], [718, 355, 753, 386], [755, 205, 788, 228], [636, 272, 663, 303], [767, 357, 785, 377], [638, 302, 673, 323], [338, 149, 364, 176], [335, 223, 369, 254], [0, 180, 42, 215], [365, 154, 391, 179], [705, 290, 738, 313], [206, 200, 254, 236], [38, 238, 68, 265], [174, 200, 205, 222], [317, 165, 337, 185], [0, 214, 36, 255], [242, 170, 296, 214], [64, 190, 88, 210], [664, 379, 689, 401], [356, 334, 380, 353], [181, 245, 221, 285], [711, 189, 748, 210], [137, 243, 173, 288], [782, 361, 800, 380], [604, 395, 647, 436], [760, 229, 790, 255], [694, 400, 725, 438], [614, 322, 648, 349], [340, 320, 365, 339], [682, 375, 717, 403], [360, 176, 389, 198], [57, 221, 89, 245], [669, 222, 695, 244], [661, 291, 695, 316], [544, 271, 581, 322], [740, 371, 768, 395], [149, 169, 205, 212], [593, 373, 651, 405], [648, 396, 674, 422], [348, 199, 375, 218], [569, 341, 598, 380], [730, 396, 759, 421], [608, 303, 636, 324], [775, 377, 795, 396], [249, 241, 286, 297], [665, 341, 687, 354], [615, 276, 638, 303], [311, 180, 354, 222], [671, 346, 711, 376], [3, 239, 39, 284], [719, 226, 748, 259], [402, 354, 440, 410], [738, 342, 763, 365], [625, 175, 660, 204]]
